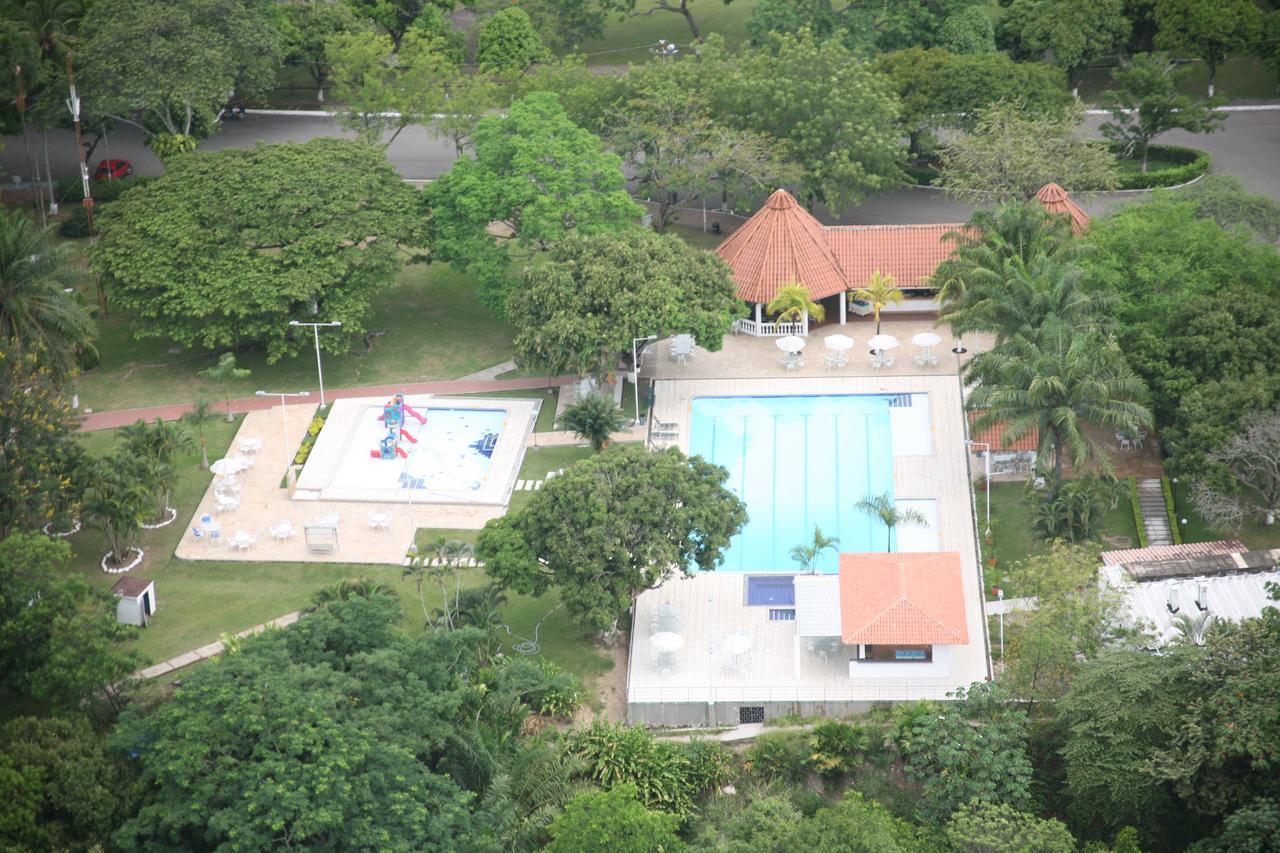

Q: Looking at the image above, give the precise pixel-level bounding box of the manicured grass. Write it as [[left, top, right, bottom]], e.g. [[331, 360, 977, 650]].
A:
[[1114, 153, 1194, 174], [977, 481, 1140, 598], [73, 262, 515, 411], [65, 416, 608, 683], [577, 0, 762, 65], [1078, 55, 1279, 103], [519, 445, 596, 480], [1170, 480, 1280, 551]]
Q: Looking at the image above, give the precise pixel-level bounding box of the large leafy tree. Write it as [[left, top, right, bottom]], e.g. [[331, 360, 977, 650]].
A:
[[326, 28, 455, 144], [744, 0, 987, 54], [347, 0, 450, 48], [874, 48, 1072, 157], [967, 321, 1152, 478], [0, 344, 87, 536], [0, 715, 139, 851], [0, 534, 142, 714], [423, 92, 642, 312], [998, 0, 1130, 92], [112, 597, 482, 850], [508, 230, 741, 379], [939, 101, 1118, 202], [78, 0, 282, 140], [903, 681, 1036, 822], [1099, 52, 1226, 172], [1080, 196, 1280, 477], [0, 208, 92, 378], [476, 7, 550, 73], [711, 30, 904, 213], [476, 445, 747, 632], [545, 784, 682, 853], [279, 0, 364, 103], [92, 139, 417, 361], [1154, 0, 1264, 97], [610, 83, 794, 230]]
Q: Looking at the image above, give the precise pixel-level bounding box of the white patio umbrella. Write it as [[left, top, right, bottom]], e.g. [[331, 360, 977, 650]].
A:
[[209, 458, 245, 476], [911, 331, 942, 348], [823, 334, 854, 352], [775, 335, 806, 354], [867, 334, 899, 353], [651, 631, 685, 653]]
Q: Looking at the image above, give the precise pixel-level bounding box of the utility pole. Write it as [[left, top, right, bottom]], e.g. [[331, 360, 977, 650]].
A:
[[65, 52, 106, 317], [14, 66, 48, 228]]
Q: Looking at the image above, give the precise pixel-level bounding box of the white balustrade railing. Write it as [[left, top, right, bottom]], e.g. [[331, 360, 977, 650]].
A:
[[733, 318, 808, 337]]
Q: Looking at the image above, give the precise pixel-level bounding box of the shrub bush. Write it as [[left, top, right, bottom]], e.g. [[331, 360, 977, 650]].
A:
[[1161, 476, 1181, 545], [490, 656, 585, 718], [744, 730, 811, 785], [682, 739, 734, 795], [1113, 145, 1210, 190], [807, 720, 868, 778], [567, 721, 698, 818]]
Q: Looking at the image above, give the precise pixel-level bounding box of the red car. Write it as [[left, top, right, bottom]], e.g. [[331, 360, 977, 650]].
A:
[[94, 159, 132, 180]]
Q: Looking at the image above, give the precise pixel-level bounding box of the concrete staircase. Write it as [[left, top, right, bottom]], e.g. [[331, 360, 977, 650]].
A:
[[1136, 478, 1173, 546]]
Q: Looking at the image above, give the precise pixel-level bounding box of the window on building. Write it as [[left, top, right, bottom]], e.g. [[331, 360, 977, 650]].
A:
[[862, 644, 933, 662]]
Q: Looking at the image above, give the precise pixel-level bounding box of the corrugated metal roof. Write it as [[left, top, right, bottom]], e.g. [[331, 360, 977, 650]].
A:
[[1100, 564, 1280, 646], [1101, 541, 1246, 566], [795, 575, 842, 637], [838, 552, 969, 645]]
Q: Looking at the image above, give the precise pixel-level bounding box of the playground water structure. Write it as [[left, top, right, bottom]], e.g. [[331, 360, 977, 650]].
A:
[[292, 395, 540, 505]]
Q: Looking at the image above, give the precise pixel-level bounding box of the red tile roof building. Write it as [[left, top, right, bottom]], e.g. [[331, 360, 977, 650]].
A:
[[966, 411, 1041, 452], [838, 552, 970, 645]]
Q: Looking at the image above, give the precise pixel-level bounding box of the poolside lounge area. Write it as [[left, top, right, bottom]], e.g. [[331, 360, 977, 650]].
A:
[[627, 374, 992, 724]]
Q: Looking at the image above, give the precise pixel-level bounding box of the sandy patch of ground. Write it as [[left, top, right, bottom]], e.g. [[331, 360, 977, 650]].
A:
[[576, 633, 630, 724]]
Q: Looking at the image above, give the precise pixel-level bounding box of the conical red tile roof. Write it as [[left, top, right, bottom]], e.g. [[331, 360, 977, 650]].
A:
[[715, 189, 850, 303], [1035, 183, 1090, 237]]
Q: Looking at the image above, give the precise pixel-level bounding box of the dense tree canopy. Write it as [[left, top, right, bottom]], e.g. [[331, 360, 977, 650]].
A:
[[998, 0, 1130, 87], [476, 7, 551, 73], [326, 28, 456, 143], [477, 445, 747, 632], [509, 230, 741, 378], [279, 0, 364, 102], [424, 92, 642, 311], [78, 0, 282, 139], [710, 31, 904, 212], [544, 784, 682, 853], [1153, 0, 1263, 96], [1081, 196, 1280, 477], [92, 139, 417, 361]]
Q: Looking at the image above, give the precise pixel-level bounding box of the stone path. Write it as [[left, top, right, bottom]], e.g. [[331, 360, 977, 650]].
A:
[[1137, 478, 1174, 546], [457, 359, 517, 382], [135, 610, 302, 680], [78, 373, 572, 432]]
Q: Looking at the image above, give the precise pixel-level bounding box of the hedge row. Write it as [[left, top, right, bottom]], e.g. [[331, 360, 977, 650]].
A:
[[1113, 144, 1211, 190], [1162, 476, 1182, 545]]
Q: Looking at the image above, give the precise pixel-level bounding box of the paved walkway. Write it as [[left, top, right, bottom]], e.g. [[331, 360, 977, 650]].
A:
[[984, 596, 1039, 616], [78, 373, 572, 432], [136, 610, 302, 680], [1136, 478, 1174, 546], [457, 359, 518, 382]]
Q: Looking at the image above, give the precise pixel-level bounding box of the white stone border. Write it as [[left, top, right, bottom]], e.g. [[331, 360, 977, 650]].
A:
[[140, 506, 178, 529], [42, 518, 81, 538], [101, 548, 144, 574]]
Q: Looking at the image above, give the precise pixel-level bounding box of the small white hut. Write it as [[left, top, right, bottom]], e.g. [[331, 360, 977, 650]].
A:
[[111, 576, 157, 627]]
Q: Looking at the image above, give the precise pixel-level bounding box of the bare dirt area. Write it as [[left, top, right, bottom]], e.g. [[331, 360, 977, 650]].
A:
[[577, 633, 629, 724]]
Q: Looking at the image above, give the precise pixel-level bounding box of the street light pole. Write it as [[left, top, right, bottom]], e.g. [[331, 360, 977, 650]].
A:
[[632, 335, 657, 424], [289, 320, 342, 407], [256, 390, 311, 480]]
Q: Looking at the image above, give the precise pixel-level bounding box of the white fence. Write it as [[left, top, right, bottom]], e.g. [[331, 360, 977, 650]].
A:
[[733, 318, 808, 337]]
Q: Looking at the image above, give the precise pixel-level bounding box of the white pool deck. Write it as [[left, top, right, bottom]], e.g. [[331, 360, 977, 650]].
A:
[[628, 374, 991, 717]]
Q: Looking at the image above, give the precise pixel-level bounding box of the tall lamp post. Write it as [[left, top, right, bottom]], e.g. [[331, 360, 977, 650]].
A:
[[256, 390, 310, 478], [632, 335, 657, 424], [289, 320, 342, 407]]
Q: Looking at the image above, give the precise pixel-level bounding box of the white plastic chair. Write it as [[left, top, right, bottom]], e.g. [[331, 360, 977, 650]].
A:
[[215, 495, 240, 513], [270, 521, 296, 541]]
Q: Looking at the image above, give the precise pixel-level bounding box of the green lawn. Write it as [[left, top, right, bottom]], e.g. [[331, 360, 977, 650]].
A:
[[1079, 55, 1279, 103], [1114, 153, 1194, 174], [73, 262, 515, 411], [577, 0, 762, 65], [65, 414, 609, 684], [1169, 480, 1280, 551], [519, 445, 596, 480], [977, 481, 1140, 598]]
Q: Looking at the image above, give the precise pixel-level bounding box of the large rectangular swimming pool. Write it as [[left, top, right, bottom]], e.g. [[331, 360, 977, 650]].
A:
[[688, 395, 897, 573]]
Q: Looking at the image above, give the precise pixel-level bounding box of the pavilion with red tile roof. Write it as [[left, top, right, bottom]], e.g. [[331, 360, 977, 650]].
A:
[[838, 552, 969, 659], [716, 185, 1089, 335]]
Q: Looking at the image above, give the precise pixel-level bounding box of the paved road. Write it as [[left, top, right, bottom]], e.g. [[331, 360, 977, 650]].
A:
[[4, 108, 1279, 224]]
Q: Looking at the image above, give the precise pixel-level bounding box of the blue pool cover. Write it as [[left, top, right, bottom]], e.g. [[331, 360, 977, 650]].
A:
[[688, 394, 897, 573]]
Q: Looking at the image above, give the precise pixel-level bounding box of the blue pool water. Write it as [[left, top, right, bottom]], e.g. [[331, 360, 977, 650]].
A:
[[399, 408, 507, 491], [688, 395, 897, 573]]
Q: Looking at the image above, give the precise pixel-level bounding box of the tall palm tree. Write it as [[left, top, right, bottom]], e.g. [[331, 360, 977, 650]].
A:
[[82, 452, 151, 566], [967, 321, 1153, 479], [181, 399, 217, 469], [851, 270, 903, 334], [766, 283, 824, 325], [788, 525, 840, 574], [474, 736, 587, 853], [0, 209, 93, 376], [16, 0, 83, 61], [197, 352, 251, 421], [855, 492, 928, 552], [556, 393, 627, 451]]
